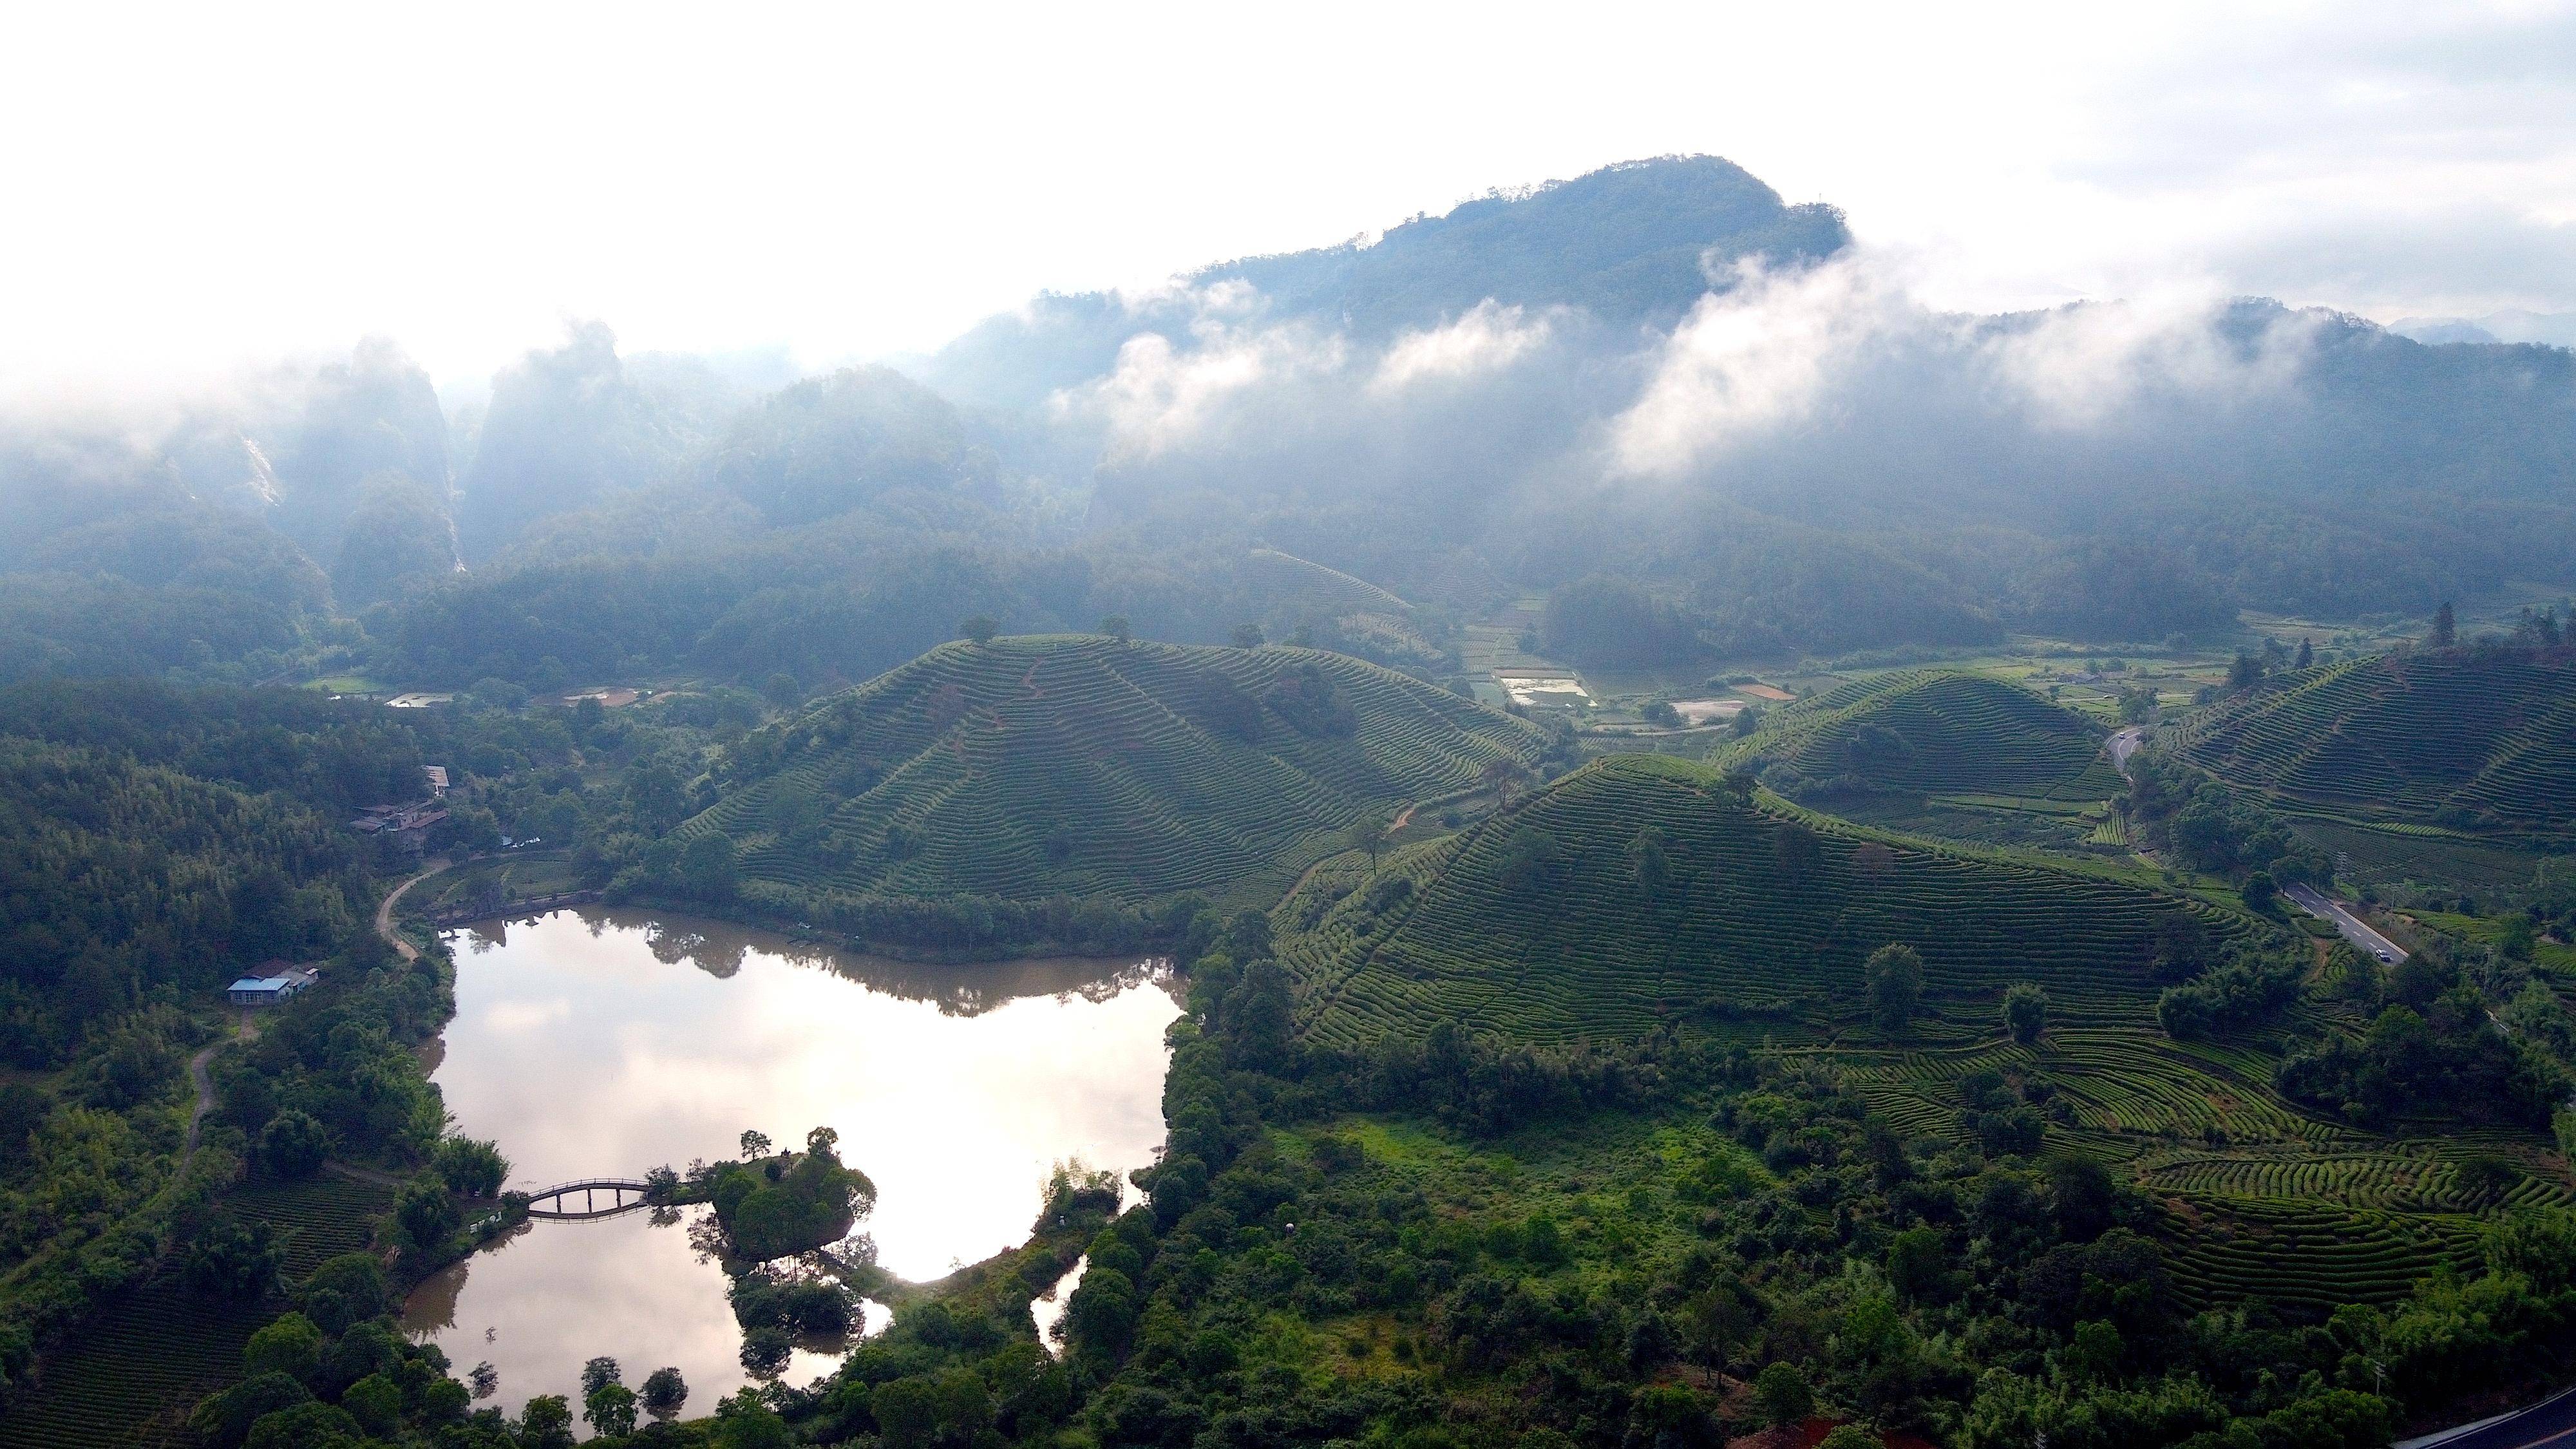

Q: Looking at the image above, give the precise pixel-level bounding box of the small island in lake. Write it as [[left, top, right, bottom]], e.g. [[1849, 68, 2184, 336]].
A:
[[695, 1127, 876, 1263]]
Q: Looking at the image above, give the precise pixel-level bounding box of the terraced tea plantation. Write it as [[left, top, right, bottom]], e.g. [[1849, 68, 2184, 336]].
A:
[[230, 1175, 397, 1277], [0, 1170, 397, 1446], [1841, 1033, 2338, 1151], [1734, 670, 2123, 802], [2177, 648, 2576, 836], [1274, 750, 2576, 1312], [684, 636, 1543, 913], [1285, 753, 2235, 1048], [0, 1278, 269, 1449], [2159, 1197, 2490, 1311]]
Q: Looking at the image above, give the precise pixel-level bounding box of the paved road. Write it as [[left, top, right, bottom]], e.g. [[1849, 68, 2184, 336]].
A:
[[2283, 881, 2410, 963], [2403, 1385, 2576, 1449], [2108, 724, 2150, 775]]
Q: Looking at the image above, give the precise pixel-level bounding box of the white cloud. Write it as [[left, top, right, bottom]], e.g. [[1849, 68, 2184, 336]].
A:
[[1611, 259, 1908, 477], [1976, 294, 2317, 429], [0, 3, 2566, 390], [1058, 318, 1347, 460], [486, 998, 574, 1034], [1370, 302, 1552, 392]]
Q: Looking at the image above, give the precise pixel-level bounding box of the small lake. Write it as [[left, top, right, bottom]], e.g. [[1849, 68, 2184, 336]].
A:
[[401, 908, 1178, 1419]]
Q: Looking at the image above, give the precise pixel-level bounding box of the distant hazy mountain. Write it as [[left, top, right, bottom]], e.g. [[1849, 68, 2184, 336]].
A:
[[922, 155, 1848, 410], [2389, 310, 2576, 348], [1199, 155, 1846, 333]]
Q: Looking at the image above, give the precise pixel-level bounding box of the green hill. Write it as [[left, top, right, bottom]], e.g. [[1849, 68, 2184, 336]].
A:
[[2176, 648, 2576, 836], [1276, 753, 2570, 1313], [1285, 753, 2240, 1050], [678, 636, 1542, 918], [1240, 547, 1412, 622], [1735, 669, 2121, 802], [1238, 547, 1439, 664]]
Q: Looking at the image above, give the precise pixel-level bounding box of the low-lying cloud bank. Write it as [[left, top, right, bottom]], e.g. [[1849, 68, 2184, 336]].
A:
[[1036, 245, 2560, 528]]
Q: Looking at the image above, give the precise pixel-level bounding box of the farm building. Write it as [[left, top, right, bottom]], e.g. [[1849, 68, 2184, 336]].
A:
[[226, 967, 317, 1007]]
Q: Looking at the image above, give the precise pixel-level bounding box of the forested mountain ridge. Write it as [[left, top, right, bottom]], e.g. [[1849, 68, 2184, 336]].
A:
[[10, 158, 2576, 698], [1209, 156, 1849, 329], [661, 636, 1544, 941], [923, 155, 1850, 409]]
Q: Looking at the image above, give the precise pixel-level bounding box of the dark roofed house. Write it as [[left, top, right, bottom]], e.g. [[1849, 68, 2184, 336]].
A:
[[348, 800, 447, 853]]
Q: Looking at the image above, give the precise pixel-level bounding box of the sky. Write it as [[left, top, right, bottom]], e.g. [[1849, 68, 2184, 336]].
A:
[[1, 1, 2570, 396]]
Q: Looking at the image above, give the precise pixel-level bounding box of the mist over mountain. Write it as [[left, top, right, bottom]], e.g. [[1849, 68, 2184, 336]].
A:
[[2, 153, 2572, 692], [921, 155, 1849, 412]]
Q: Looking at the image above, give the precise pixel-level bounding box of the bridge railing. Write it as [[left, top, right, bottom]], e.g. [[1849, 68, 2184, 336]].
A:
[[520, 1178, 658, 1218]]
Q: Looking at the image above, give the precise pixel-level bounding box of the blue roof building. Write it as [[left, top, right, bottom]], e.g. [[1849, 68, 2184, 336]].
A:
[[226, 969, 317, 1007]]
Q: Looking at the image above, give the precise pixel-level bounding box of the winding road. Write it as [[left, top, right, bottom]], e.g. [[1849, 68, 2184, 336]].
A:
[[2108, 724, 2150, 773]]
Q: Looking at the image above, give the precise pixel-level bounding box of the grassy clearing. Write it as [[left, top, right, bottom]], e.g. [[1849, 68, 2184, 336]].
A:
[[414, 852, 592, 911]]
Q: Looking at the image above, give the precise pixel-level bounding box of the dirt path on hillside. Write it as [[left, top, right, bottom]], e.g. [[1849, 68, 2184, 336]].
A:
[[375, 861, 451, 963], [323, 1160, 408, 1189], [182, 1034, 223, 1159], [1278, 801, 1424, 909]]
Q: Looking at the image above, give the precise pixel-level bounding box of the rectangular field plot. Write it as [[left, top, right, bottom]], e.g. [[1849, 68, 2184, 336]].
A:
[[230, 1174, 393, 1276]]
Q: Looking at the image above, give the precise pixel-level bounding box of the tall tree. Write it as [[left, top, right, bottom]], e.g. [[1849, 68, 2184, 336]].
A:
[[1864, 943, 1926, 1031], [1349, 813, 1390, 868]]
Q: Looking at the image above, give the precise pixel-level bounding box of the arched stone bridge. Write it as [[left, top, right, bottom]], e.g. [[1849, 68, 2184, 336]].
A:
[[523, 1179, 655, 1220]]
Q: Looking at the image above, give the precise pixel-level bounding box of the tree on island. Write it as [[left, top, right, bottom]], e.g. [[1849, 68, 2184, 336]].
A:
[[708, 1125, 876, 1261]]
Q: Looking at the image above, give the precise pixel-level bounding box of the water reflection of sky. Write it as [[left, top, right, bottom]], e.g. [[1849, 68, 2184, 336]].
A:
[[404, 1207, 846, 1421], [402, 907, 1177, 1417]]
